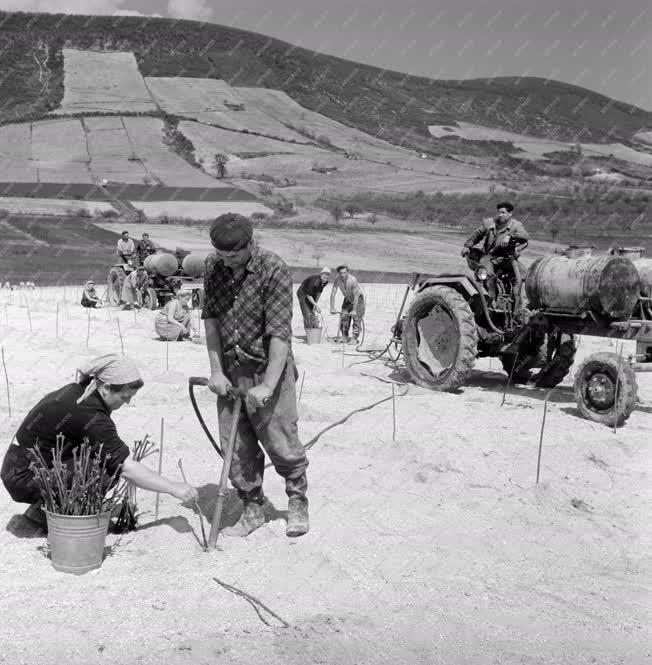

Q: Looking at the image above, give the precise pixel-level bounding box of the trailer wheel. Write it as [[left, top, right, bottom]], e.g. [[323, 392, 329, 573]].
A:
[[142, 287, 158, 310], [107, 266, 125, 305], [574, 352, 638, 427], [402, 285, 477, 392]]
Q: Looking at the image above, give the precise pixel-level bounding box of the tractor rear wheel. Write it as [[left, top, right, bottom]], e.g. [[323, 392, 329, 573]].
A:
[[574, 352, 637, 427], [107, 267, 125, 306], [142, 287, 158, 310], [402, 286, 477, 392], [501, 331, 576, 388]]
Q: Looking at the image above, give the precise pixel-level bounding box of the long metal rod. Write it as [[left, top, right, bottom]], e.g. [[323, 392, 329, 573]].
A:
[[208, 396, 242, 550]]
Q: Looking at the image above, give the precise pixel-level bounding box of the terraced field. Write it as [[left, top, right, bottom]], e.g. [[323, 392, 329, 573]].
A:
[[52, 50, 157, 115]]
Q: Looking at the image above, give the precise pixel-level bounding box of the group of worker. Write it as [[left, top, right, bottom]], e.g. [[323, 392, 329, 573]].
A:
[[296, 265, 366, 344], [2, 203, 527, 546], [116, 230, 156, 266]]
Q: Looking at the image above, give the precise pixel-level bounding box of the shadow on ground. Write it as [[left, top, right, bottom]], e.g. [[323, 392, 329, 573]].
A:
[[5, 514, 45, 539], [197, 483, 287, 528]]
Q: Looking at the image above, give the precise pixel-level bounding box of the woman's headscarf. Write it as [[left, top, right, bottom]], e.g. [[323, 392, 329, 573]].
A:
[[84, 280, 95, 292], [75, 354, 142, 404]]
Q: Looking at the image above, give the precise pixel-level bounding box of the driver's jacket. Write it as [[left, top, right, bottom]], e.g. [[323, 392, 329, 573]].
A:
[[464, 217, 529, 258]]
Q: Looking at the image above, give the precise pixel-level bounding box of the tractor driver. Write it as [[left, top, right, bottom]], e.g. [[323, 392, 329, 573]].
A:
[[461, 201, 529, 301], [117, 231, 136, 266]]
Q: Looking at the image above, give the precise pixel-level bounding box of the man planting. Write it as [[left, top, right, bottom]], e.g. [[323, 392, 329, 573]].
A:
[[202, 213, 309, 538], [296, 267, 331, 332]]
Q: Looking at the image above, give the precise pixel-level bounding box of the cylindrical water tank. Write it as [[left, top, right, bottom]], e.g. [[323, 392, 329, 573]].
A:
[[633, 258, 652, 298], [526, 255, 640, 319], [144, 253, 178, 277], [182, 254, 206, 278]]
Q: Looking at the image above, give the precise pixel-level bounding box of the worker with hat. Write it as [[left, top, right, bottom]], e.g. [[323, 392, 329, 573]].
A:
[[1, 353, 197, 529], [296, 267, 331, 333], [461, 201, 529, 302], [202, 213, 309, 538]]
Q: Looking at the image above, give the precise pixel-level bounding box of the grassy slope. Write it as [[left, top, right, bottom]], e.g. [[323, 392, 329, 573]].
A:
[[0, 10, 650, 158]]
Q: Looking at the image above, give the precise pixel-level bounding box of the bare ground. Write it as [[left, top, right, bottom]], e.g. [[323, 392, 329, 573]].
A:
[[0, 284, 649, 665]]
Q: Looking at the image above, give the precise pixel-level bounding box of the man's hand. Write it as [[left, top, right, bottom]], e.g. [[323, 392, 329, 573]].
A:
[[247, 383, 273, 409], [330, 308, 338, 315], [461, 247, 470, 257], [314, 305, 321, 314], [499, 234, 512, 247], [208, 371, 232, 396], [171, 482, 198, 503]]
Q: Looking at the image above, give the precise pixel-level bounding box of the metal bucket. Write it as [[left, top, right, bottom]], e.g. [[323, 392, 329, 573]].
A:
[[305, 328, 322, 345], [46, 511, 111, 575]]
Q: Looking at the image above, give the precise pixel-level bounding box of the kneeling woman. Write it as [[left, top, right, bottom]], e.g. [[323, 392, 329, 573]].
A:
[[155, 289, 196, 341], [1, 354, 197, 526]]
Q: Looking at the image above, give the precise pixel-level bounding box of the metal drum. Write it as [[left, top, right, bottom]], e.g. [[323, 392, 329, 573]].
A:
[[181, 254, 206, 278], [144, 253, 178, 277], [526, 255, 640, 319], [633, 258, 652, 298]]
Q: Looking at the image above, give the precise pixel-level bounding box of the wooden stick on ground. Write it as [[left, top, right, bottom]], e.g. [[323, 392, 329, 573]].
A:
[[213, 576, 290, 628], [155, 417, 164, 520], [1, 346, 11, 418]]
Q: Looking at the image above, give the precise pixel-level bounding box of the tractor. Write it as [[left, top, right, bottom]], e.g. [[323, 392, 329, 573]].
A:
[[106, 250, 205, 310], [395, 245, 650, 428]]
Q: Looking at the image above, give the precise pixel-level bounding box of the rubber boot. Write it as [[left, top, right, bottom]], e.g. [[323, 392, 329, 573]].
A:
[[222, 492, 265, 537], [285, 474, 309, 537], [23, 502, 47, 529]]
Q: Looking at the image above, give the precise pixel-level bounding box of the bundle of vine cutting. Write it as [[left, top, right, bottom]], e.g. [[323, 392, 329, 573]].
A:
[[112, 434, 158, 533], [27, 434, 122, 516]]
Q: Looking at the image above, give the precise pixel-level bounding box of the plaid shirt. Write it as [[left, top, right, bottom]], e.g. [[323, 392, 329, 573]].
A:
[[202, 246, 293, 364]]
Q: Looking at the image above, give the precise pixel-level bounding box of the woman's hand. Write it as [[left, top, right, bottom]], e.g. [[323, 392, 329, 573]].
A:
[[171, 482, 198, 504]]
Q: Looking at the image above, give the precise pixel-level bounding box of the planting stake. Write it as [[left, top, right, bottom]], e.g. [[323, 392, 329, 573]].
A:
[[155, 417, 164, 520], [116, 316, 124, 355], [1, 346, 11, 418], [56, 302, 59, 338], [613, 343, 623, 434], [501, 348, 519, 407], [4, 304, 8, 326], [25, 298, 32, 333], [298, 370, 306, 403], [86, 308, 91, 348], [391, 383, 396, 442], [536, 390, 552, 484], [178, 459, 208, 550]]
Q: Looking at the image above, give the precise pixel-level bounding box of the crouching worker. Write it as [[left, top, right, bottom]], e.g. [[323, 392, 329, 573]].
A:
[[81, 279, 103, 308], [121, 266, 148, 309], [155, 289, 196, 341], [203, 213, 309, 538], [1, 354, 197, 528]]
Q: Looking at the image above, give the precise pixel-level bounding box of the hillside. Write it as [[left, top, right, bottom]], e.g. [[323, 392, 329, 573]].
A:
[[1, 10, 650, 157]]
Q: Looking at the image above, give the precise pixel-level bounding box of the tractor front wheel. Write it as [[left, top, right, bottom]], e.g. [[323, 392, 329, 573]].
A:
[[142, 287, 158, 310], [573, 352, 638, 427], [402, 285, 478, 392]]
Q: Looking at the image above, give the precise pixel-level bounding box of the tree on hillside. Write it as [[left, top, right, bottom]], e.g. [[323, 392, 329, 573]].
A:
[[344, 203, 361, 218], [214, 153, 228, 179], [329, 205, 344, 222]]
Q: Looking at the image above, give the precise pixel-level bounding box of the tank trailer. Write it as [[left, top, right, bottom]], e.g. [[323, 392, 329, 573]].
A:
[[106, 252, 205, 310], [396, 246, 651, 427]]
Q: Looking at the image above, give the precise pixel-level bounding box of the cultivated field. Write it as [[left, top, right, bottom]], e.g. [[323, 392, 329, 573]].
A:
[[0, 284, 648, 665], [429, 122, 652, 166], [52, 49, 158, 115], [145, 78, 310, 143]]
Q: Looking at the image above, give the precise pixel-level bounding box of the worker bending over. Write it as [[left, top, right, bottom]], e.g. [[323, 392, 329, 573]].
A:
[[296, 267, 331, 331], [1, 354, 197, 528], [330, 265, 365, 344], [203, 213, 309, 538]]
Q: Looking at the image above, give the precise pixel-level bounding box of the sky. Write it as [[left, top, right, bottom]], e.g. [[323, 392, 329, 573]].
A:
[[1, 0, 650, 111]]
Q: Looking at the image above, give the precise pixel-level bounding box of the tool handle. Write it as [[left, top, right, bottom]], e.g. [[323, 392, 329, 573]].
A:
[[188, 377, 269, 403]]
